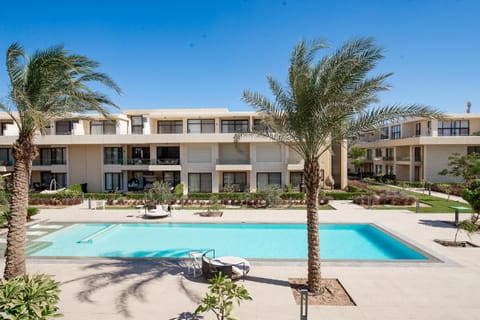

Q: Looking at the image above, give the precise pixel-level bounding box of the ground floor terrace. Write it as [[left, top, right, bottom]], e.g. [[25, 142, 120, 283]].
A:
[[1, 201, 480, 320]]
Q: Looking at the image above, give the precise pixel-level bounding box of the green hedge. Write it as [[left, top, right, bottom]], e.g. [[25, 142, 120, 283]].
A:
[[280, 192, 305, 200], [324, 191, 371, 200]]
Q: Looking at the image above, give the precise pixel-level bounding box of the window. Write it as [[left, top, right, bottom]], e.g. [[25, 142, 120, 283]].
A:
[[438, 120, 469, 136], [221, 120, 248, 133], [157, 147, 180, 164], [375, 165, 383, 175], [104, 147, 123, 164], [39, 148, 66, 165], [366, 149, 372, 160], [414, 147, 421, 162], [467, 146, 480, 155], [90, 120, 116, 135], [41, 172, 66, 188], [256, 172, 281, 191], [162, 171, 181, 188], [157, 120, 183, 134], [0, 148, 13, 165], [391, 125, 401, 140], [131, 147, 150, 164], [427, 121, 431, 135], [375, 148, 382, 158], [385, 165, 394, 175], [385, 148, 394, 161], [415, 123, 421, 136], [380, 127, 389, 140], [290, 172, 304, 192], [253, 119, 272, 132], [0, 122, 12, 136], [187, 119, 215, 134], [105, 173, 123, 191], [188, 173, 212, 192], [223, 172, 247, 191], [131, 116, 144, 134], [55, 121, 74, 135]]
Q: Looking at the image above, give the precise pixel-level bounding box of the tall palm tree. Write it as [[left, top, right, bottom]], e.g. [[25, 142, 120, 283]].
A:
[[240, 38, 442, 294], [1, 43, 121, 279]]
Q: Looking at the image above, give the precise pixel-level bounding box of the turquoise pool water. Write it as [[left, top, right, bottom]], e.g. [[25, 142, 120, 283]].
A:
[[28, 223, 429, 260]]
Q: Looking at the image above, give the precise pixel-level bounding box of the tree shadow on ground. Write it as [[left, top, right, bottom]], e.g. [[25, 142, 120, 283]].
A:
[[62, 258, 204, 319], [418, 219, 456, 229]]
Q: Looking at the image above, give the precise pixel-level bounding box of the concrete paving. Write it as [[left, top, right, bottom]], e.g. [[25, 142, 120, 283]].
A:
[[1, 201, 480, 320]]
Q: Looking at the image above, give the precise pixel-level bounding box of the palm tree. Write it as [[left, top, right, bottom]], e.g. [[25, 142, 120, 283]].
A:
[[1, 43, 121, 279], [240, 38, 442, 294]]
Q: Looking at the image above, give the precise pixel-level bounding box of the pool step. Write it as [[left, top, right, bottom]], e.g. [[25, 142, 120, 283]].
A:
[[77, 224, 119, 243], [26, 241, 52, 255], [30, 224, 64, 229]]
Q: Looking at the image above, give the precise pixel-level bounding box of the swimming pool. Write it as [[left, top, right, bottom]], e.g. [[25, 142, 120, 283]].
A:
[[27, 223, 430, 260]]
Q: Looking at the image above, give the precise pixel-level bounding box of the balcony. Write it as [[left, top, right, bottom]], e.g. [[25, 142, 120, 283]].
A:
[[382, 156, 394, 161], [32, 159, 67, 166], [287, 160, 304, 171], [215, 159, 252, 171]]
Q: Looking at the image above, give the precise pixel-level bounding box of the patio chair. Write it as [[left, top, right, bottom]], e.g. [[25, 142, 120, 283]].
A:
[[201, 249, 250, 281]]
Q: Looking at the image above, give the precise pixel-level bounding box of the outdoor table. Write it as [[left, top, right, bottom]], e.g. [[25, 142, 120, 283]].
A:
[[449, 205, 470, 224]]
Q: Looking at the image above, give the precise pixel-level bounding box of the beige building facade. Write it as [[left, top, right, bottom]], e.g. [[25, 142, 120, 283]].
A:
[[0, 108, 347, 193], [354, 113, 480, 183]]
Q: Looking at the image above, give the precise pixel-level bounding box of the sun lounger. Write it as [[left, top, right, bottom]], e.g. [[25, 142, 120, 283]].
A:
[[143, 205, 170, 219]]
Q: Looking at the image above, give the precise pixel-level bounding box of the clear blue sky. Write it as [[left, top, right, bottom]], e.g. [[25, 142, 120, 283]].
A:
[[1, 0, 479, 113]]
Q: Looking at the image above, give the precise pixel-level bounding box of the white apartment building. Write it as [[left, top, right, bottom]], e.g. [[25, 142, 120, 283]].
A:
[[0, 108, 347, 193], [354, 113, 480, 183]]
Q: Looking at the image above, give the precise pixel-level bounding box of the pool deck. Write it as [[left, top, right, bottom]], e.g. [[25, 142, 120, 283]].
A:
[[2, 200, 480, 320]]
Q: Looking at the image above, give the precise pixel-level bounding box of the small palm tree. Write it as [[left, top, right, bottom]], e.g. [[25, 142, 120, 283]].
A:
[[1, 43, 121, 279], [240, 38, 442, 294]]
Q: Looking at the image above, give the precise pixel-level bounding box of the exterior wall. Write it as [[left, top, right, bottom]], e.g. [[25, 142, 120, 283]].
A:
[[68, 145, 103, 192], [424, 145, 466, 183]]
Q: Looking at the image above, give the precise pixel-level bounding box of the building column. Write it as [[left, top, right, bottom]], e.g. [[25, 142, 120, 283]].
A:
[[212, 143, 219, 193]]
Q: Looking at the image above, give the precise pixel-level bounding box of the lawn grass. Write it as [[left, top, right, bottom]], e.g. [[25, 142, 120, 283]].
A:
[[366, 184, 472, 213]]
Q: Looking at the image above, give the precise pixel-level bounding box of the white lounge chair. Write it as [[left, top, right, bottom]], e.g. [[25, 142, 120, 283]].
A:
[[143, 205, 170, 219]]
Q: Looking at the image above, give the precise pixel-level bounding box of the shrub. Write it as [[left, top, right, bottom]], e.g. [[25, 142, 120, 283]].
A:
[[352, 191, 416, 206], [262, 185, 282, 207], [0, 274, 62, 319], [325, 191, 371, 200], [280, 192, 305, 200], [195, 273, 252, 320], [173, 183, 184, 199]]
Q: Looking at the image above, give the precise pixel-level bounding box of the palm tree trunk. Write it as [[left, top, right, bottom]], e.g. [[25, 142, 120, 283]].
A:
[[3, 136, 35, 279], [304, 159, 322, 294]]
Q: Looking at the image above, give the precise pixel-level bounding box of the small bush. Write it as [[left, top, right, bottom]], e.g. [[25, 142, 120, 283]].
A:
[[173, 183, 184, 198], [353, 191, 416, 206], [325, 191, 371, 200], [280, 192, 305, 200], [0, 274, 62, 319], [262, 185, 282, 207]]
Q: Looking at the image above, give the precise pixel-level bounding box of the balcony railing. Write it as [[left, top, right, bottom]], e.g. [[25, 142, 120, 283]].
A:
[[216, 159, 250, 165], [382, 156, 394, 161], [396, 156, 410, 161], [0, 159, 13, 166], [156, 158, 180, 165], [32, 159, 67, 165]]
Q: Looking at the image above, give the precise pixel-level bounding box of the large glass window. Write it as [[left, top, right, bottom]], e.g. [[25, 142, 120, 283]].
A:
[[187, 119, 215, 134], [55, 121, 74, 135], [39, 148, 66, 165], [375, 148, 382, 158], [157, 120, 182, 134], [162, 171, 181, 189], [131, 147, 150, 164], [414, 147, 421, 162], [253, 119, 272, 132], [438, 120, 469, 136], [223, 172, 247, 192], [104, 147, 123, 164], [415, 123, 421, 136], [188, 173, 212, 192], [221, 120, 248, 133], [391, 125, 401, 140], [41, 172, 66, 188], [366, 149, 372, 160], [380, 127, 389, 140], [0, 122, 12, 136], [105, 173, 123, 191], [90, 120, 116, 135], [290, 172, 304, 192], [375, 165, 383, 175], [385, 148, 394, 161], [467, 146, 480, 154], [157, 147, 180, 164], [0, 148, 13, 165], [131, 116, 144, 134], [256, 172, 281, 191]]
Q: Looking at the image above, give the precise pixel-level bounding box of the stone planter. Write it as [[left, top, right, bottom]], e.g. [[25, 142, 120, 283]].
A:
[[198, 211, 223, 217]]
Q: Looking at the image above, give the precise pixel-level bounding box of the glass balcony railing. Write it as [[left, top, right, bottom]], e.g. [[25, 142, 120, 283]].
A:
[[156, 158, 180, 165], [32, 159, 66, 165], [216, 159, 250, 165]]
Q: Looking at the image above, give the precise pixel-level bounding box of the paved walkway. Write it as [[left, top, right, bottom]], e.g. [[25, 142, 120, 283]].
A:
[[1, 202, 479, 320], [386, 184, 468, 203]]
